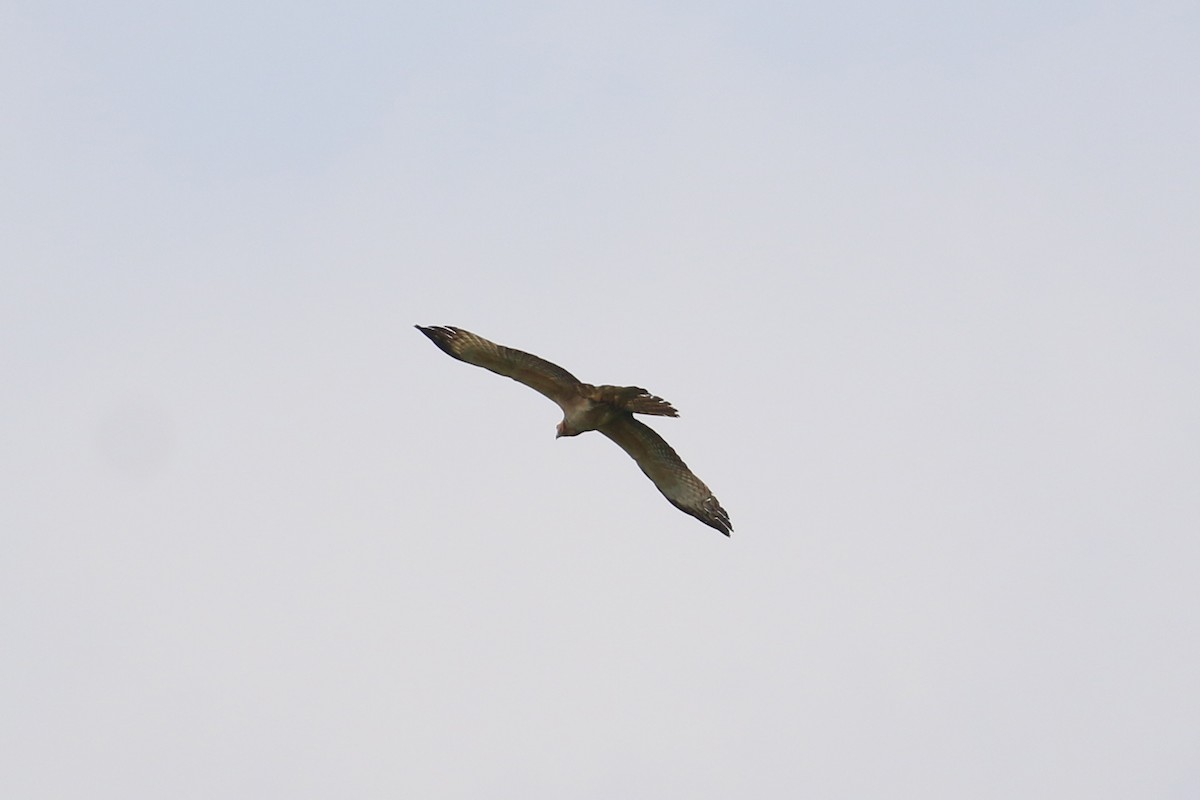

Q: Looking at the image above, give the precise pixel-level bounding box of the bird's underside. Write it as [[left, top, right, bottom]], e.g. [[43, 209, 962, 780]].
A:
[[416, 325, 732, 536]]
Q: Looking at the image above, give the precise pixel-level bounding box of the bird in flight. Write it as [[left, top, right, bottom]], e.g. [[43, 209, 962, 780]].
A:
[[416, 325, 732, 535]]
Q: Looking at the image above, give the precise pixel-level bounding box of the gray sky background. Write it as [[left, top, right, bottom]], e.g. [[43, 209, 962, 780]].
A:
[[3, 1, 1198, 797]]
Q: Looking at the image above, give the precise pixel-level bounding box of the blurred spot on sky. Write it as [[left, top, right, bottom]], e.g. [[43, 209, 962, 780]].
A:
[[93, 399, 175, 480]]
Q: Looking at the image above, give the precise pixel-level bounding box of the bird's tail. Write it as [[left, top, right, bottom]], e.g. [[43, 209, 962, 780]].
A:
[[598, 385, 679, 417]]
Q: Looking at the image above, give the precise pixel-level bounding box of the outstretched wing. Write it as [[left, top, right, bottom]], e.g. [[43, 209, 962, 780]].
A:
[[598, 415, 732, 536], [416, 325, 582, 407]]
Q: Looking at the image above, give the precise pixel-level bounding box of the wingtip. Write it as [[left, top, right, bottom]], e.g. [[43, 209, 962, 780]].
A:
[[416, 324, 460, 357], [706, 497, 733, 537], [705, 518, 733, 537]]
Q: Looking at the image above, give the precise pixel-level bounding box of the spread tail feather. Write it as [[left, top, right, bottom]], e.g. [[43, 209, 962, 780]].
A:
[[599, 385, 679, 417]]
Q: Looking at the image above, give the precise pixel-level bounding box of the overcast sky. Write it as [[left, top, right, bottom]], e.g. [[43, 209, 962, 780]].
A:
[[3, 1, 1198, 797]]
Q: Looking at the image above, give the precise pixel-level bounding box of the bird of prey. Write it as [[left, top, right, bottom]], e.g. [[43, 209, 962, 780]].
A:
[[416, 325, 732, 535]]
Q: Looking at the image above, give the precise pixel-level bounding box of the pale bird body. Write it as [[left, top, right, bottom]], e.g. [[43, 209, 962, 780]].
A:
[[416, 325, 732, 536]]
